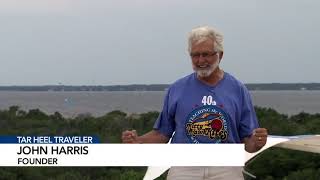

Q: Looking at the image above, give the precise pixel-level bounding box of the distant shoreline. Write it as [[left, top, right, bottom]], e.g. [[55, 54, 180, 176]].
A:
[[1, 83, 320, 91]]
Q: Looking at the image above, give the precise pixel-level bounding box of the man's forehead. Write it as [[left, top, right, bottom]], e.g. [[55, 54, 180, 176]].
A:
[[191, 39, 215, 50]]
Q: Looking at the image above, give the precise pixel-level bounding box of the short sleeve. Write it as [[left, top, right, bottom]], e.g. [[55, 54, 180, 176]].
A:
[[153, 87, 176, 138], [239, 86, 259, 140]]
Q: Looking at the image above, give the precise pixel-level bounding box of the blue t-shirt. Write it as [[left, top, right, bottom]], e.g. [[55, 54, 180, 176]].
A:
[[153, 72, 259, 143]]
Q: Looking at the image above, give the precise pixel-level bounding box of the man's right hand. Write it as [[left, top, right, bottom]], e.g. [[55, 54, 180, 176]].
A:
[[122, 130, 141, 143]]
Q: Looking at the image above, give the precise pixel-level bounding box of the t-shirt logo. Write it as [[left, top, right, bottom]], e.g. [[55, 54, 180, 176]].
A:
[[185, 105, 229, 143]]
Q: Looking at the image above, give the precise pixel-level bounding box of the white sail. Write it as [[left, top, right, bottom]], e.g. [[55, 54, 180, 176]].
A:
[[143, 135, 320, 180]]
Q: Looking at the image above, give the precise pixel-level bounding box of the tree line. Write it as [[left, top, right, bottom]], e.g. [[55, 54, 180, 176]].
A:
[[1, 83, 320, 91], [0, 106, 319, 179]]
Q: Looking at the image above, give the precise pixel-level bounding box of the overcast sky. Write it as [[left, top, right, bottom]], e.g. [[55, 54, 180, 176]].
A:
[[0, 0, 319, 85]]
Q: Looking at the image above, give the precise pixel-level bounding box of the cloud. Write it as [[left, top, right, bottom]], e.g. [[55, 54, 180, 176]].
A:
[[0, 0, 72, 15], [0, 0, 192, 16]]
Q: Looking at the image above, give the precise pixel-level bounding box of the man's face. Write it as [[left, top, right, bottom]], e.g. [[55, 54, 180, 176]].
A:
[[190, 39, 220, 78]]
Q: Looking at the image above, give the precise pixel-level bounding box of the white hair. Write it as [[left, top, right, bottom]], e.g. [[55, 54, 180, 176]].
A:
[[188, 26, 224, 53]]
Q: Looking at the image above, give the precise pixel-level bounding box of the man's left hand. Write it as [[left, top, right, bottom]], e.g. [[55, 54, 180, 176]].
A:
[[253, 128, 268, 149]]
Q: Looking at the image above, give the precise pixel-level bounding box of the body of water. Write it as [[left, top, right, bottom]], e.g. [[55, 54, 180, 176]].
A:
[[0, 91, 319, 117]]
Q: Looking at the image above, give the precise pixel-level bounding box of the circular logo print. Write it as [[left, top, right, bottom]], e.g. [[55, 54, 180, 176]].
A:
[[185, 105, 229, 143]]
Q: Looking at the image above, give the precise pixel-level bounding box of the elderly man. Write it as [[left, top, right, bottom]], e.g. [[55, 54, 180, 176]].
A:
[[122, 26, 267, 180]]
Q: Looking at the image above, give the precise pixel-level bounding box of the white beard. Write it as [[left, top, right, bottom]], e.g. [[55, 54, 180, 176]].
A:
[[192, 60, 219, 78]]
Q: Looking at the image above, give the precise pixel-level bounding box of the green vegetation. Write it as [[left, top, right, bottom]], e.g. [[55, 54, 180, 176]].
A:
[[0, 106, 320, 179], [244, 107, 320, 180]]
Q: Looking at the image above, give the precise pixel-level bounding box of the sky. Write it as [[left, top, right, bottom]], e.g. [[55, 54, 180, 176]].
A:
[[0, 0, 319, 85]]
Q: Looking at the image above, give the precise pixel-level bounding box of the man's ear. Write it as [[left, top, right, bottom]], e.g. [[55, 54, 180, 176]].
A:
[[218, 52, 224, 62]]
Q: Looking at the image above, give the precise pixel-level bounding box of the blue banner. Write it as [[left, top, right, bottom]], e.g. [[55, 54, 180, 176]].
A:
[[0, 136, 100, 144]]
